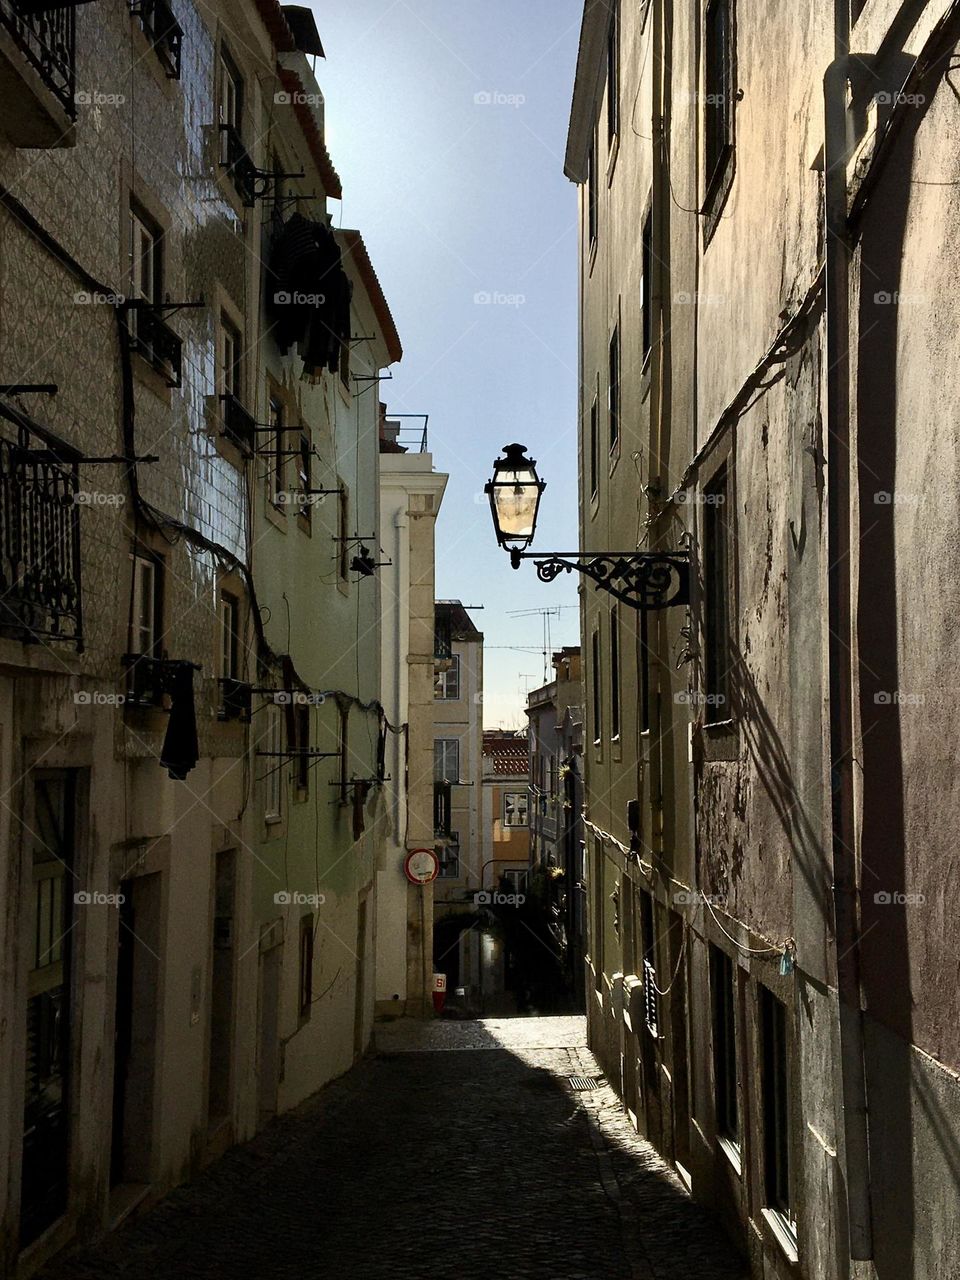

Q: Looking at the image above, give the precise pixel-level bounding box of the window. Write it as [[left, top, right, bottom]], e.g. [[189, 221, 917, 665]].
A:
[[269, 397, 285, 509], [591, 626, 602, 745], [219, 314, 241, 401], [640, 612, 651, 734], [298, 916, 314, 1021], [129, 205, 162, 307], [338, 705, 349, 800], [760, 987, 795, 1229], [639, 891, 658, 1035], [608, 322, 620, 452], [704, 0, 733, 192], [610, 605, 621, 740], [592, 838, 604, 989], [606, 1, 620, 143], [641, 210, 653, 364], [438, 839, 460, 878], [703, 466, 732, 722], [710, 945, 739, 1151], [219, 591, 239, 679], [434, 738, 460, 784], [504, 868, 528, 892], [219, 47, 242, 162], [132, 0, 183, 79], [502, 792, 528, 828], [296, 705, 310, 792], [434, 655, 461, 700], [263, 706, 282, 823], [589, 392, 599, 499], [297, 432, 312, 522], [587, 141, 598, 249], [339, 335, 351, 390], [130, 552, 161, 656]]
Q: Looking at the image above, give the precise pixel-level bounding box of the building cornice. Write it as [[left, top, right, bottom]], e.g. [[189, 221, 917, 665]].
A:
[[564, 0, 613, 183]]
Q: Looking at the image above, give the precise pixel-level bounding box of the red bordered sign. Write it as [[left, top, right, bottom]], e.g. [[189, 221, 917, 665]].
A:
[[404, 848, 440, 885]]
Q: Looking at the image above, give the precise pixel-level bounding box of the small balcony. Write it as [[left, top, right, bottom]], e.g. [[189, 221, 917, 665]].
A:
[[433, 780, 452, 840], [0, 0, 79, 147], [218, 676, 252, 722], [129, 304, 182, 387], [219, 123, 257, 207], [220, 394, 256, 456], [0, 430, 82, 649], [122, 653, 166, 708], [130, 0, 182, 79]]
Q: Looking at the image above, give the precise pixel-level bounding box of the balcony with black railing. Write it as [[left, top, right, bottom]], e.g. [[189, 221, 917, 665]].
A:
[[220, 393, 256, 456], [129, 0, 182, 79], [434, 780, 452, 840], [218, 676, 252, 722], [0, 0, 80, 146], [0, 430, 82, 649], [129, 303, 182, 387], [219, 123, 258, 207]]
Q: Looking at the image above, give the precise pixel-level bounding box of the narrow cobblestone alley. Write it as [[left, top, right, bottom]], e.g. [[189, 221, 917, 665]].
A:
[[40, 1018, 746, 1280]]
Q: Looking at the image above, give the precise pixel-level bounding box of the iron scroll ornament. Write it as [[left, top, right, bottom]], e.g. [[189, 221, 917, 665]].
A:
[[509, 549, 690, 611]]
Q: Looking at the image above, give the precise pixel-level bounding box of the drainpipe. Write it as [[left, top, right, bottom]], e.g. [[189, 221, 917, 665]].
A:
[[823, 50, 874, 1262]]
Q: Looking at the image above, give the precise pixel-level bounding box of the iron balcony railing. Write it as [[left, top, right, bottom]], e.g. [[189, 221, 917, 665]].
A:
[[219, 123, 258, 207], [434, 780, 452, 839], [218, 676, 252, 722], [0, 431, 82, 648], [0, 0, 77, 117], [220, 393, 256, 456], [434, 613, 452, 660], [129, 0, 182, 79], [130, 303, 182, 387]]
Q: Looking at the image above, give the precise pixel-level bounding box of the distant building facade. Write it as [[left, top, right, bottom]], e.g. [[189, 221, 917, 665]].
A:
[[376, 415, 447, 1018], [431, 601, 483, 999], [526, 648, 586, 1005]]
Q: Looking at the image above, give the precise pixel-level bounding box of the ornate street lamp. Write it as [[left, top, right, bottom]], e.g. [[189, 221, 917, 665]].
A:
[[485, 443, 690, 611]]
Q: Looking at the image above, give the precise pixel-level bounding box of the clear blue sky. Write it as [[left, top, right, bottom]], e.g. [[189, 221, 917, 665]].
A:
[[310, 1, 583, 727]]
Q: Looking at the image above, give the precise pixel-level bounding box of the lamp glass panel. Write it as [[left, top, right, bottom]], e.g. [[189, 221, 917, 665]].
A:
[[494, 465, 539, 540]]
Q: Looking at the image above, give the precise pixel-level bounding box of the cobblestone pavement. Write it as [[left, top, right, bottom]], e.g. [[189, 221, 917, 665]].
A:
[[41, 1017, 747, 1280]]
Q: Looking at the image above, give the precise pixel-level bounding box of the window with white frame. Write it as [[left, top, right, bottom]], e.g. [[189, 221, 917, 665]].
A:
[[219, 314, 241, 401], [502, 792, 528, 828], [219, 590, 239, 680], [129, 204, 161, 307], [129, 552, 161, 656], [434, 738, 460, 783], [219, 47, 242, 161], [760, 986, 796, 1245], [434, 655, 461, 700]]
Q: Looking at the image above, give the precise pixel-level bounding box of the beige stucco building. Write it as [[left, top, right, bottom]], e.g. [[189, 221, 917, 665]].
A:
[[566, 1, 960, 1278], [0, 2, 400, 1272], [376, 414, 447, 1018]]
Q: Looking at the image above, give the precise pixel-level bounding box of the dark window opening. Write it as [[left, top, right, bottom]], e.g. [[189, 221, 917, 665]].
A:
[[608, 323, 620, 452], [703, 466, 731, 722], [589, 394, 599, 498], [587, 142, 598, 248], [704, 0, 733, 191], [610, 605, 621, 740], [298, 917, 314, 1020], [606, 2, 620, 142], [711, 945, 738, 1144], [761, 986, 793, 1217], [591, 627, 602, 745], [641, 210, 653, 363]]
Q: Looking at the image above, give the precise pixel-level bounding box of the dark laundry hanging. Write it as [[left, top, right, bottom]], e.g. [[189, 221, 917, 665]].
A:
[[160, 661, 201, 781], [266, 214, 352, 377]]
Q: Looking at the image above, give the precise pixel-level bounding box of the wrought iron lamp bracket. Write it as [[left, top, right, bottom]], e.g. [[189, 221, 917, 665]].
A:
[[510, 549, 690, 611]]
